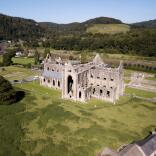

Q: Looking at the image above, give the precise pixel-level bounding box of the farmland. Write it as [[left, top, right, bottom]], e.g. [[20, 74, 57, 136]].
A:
[[87, 24, 130, 34]]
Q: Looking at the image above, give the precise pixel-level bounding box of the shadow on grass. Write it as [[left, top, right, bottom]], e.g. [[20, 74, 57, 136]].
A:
[[15, 90, 25, 103]]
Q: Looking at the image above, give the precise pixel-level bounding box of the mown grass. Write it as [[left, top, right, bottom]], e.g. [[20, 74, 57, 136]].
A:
[[125, 87, 156, 98], [0, 55, 2, 63], [12, 57, 34, 65], [0, 89, 27, 156], [0, 66, 39, 80], [146, 76, 156, 81], [0, 82, 154, 156], [87, 24, 130, 34], [106, 53, 156, 62]]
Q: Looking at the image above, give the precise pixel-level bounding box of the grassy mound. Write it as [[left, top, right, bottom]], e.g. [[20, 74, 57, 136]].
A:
[[0, 75, 17, 105], [87, 24, 130, 34]]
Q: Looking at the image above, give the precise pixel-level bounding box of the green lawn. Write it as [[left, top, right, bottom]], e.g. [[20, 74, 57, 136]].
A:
[[0, 81, 156, 156], [87, 24, 130, 34], [107, 53, 156, 62], [125, 87, 156, 99], [0, 55, 2, 63], [146, 77, 156, 81], [0, 66, 39, 80], [12, 57, 34, 65]]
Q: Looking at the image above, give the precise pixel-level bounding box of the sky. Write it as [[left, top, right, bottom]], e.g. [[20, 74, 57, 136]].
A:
[[0, 0, 156, 24]]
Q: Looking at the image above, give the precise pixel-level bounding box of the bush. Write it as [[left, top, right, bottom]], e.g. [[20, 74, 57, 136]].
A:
[[0, 76, 24, 105]]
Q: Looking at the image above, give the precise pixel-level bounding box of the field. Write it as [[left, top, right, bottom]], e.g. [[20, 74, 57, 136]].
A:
[[87, 24, 130, 34], [146, 76, 156, 81], [0, 66, 156, 156], [12, 57, 34, 65], [106, 53, 156, 62], [0, 55, 34, 65], [0, 66, 39, 80], [0, 81, 156, 155], [125, 87, 156, 98], [0, 55, 2, 63]]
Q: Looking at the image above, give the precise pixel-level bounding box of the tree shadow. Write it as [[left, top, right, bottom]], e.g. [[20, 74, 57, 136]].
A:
[[15, 91, 25, 103]]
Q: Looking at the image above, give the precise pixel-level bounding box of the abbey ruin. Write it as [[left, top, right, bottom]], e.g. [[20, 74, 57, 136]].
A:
[[40, 54, 124, 103]]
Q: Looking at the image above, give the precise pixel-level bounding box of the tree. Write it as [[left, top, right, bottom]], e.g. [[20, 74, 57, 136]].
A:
[[2, 52, 15, 66], [34, 50, 40, 65], [44, 48, 50, 58], [0, 76, 17, 105], [81, 52, 88, 63]]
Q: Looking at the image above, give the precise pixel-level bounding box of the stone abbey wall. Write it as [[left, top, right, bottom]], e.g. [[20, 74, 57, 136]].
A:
[[40, 53, 124, 103]]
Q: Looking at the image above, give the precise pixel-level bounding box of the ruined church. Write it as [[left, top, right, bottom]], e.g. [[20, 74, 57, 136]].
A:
[[40, 53, 124, 103]]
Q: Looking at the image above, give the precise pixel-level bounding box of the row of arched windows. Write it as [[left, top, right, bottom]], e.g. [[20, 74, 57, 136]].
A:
[[90, 74, 114, 81], [43, 78, 61, 88], [47, 67, 59, 72], [92, 88, 110, 97]]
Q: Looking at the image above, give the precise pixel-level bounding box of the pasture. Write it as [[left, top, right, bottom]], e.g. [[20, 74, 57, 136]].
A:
[[12, 57, 34, 65], [0, 66, 156, 156], [0, 80, 155, 156], [87, 24, 130, 34], [0, 66, 39, 80]]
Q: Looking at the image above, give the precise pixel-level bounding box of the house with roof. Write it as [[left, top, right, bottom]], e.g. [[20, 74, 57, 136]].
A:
[[98, 131, 156, 156]]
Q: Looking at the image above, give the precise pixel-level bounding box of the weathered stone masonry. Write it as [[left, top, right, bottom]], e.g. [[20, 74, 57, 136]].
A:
[[40, 53, 124, 103]]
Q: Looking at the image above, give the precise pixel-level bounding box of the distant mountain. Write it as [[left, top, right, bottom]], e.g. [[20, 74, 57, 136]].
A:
[[132, 19, 156, 28], [83, 17, 122, 25], [39, 17, 123, 35], [1, 13, 156, 40]]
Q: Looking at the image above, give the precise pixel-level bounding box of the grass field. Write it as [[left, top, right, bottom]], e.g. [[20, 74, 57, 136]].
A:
[[0, 55, 2, 63], [0, 66, 39, 80], [87, 24, 130, 34], [0, 79, 156, 156], [12, 57, 35, 65], [146, 77, 156, 81], [106, 53, 156, 62], [0, 56, 35, 65], [125, 87, 156, 99]]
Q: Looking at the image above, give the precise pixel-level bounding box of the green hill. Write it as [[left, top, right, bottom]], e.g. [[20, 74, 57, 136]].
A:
[[0, 13, 44, 40], [87, 24, 130, 34], [40, 17, 122, 35], [132, 19, 156, 28]]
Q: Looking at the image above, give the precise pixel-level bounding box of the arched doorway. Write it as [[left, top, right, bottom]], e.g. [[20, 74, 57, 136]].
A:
[[79, 91, 81, 98], [58, 81, 60, 87], [67, 75, 73, 93], [53, 80, 55, 86]]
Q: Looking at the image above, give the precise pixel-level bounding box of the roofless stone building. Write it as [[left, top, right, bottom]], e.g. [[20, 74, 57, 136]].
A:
[[40, 53, 124, 103]]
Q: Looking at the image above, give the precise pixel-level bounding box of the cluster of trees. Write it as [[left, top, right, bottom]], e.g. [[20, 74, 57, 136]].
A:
[[0, 74, 25, 105], [2, 51, 15, 66], [0, 14, 44, 40], [0, 76, 17, 105], [41, 28, 156, 57]]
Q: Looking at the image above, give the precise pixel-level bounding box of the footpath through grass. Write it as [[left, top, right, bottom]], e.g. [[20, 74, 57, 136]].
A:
[[0, 81, 156, 156]]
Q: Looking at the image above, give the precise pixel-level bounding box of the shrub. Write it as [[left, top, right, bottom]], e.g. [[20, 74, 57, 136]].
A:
[[0, 76, 24, 105]]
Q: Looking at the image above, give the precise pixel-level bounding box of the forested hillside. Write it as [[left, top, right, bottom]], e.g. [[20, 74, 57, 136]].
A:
[[132, 19, 156, 28], [0, 13, 156, 57], [0, 14, 44, 40]]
